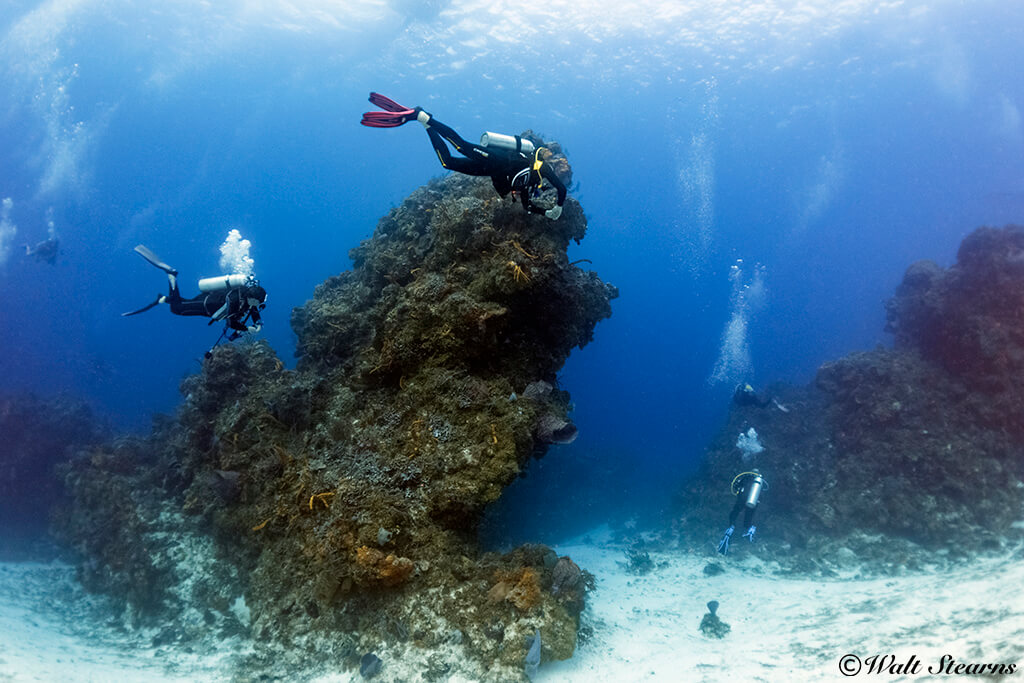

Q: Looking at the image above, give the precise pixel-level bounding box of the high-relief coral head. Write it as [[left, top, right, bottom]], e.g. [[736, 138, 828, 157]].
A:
[[535, 414, 578, 445]]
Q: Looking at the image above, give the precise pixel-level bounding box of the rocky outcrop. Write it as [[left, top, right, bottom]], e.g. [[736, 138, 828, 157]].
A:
[[885, 225, 1024, 431], [676, 225, 1024, 574], [57, 171, 615, 680], [0, 394, 106, 544]]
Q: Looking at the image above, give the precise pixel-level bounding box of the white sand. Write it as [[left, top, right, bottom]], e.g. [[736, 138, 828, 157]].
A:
[[0, 561, 240, 682], [2, 531, 1022, 682], [546, 526, 1024, 682]]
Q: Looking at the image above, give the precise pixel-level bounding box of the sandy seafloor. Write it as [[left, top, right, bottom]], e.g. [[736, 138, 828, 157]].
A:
[[2, 525, 1023, 682]]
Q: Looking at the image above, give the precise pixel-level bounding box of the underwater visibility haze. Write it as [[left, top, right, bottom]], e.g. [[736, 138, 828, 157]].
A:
[[1, 1, 1024, 680]]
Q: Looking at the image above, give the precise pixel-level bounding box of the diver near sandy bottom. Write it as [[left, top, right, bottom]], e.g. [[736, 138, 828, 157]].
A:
[[122, 244, 266, 347], [718, 469, 768, 555], [360, 92, 568, 220]]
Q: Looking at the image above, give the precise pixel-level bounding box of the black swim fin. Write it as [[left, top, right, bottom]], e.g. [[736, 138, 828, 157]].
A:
[[122, 294, 166, 317], [133, 244, 178, 275]]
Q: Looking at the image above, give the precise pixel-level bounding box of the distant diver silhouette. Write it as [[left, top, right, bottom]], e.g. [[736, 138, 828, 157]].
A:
[[361, 92, 568, 220], [733, 383, 772, 408], [24, 237, 59, 265], [734, 383, 790, 412]]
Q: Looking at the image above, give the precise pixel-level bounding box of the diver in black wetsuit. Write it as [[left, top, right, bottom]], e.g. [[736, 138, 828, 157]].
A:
[[717, 470, 768, 555], [733, 383, 773, 408], [122, 245, 266, 341], [360, 92, 568, 219]]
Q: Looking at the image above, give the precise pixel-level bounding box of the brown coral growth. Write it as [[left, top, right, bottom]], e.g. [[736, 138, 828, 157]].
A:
[[490, 567, 542, 611], [355, 546, 415, 587]]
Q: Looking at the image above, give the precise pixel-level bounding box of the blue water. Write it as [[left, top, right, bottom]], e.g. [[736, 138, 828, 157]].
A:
[[2, 0, 1022, 515]]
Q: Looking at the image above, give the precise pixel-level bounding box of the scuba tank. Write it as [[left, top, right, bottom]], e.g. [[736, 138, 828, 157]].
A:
[[480, 131, 535, 155], [198, 273, 249, 293], [745, 472, 766, 508]]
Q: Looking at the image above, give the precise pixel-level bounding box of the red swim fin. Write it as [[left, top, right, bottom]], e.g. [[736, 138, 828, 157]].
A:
[[360, 110, 416, 127], [368, 92, 411, 112], [361, 92, 417, 127]]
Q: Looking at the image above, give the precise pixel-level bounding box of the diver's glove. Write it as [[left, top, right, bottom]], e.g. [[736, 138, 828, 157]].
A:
[[545, 205, 563, 220], [717, 526, 734, 555], [742, 525, 756, 543], [247, 323, 263, 334]]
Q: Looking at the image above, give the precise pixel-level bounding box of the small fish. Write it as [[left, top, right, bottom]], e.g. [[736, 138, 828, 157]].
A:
[[359, 652, 382, 679]]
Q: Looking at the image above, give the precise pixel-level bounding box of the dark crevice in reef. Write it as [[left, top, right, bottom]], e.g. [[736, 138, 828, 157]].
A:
[[675, 225, 1024, 576], [0, 394, 108, 558], [52, 171, 616, 680]]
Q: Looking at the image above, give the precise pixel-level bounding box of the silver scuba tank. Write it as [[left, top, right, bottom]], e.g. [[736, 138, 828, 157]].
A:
[[745, 473, 765, 508], [198, 273, 249, 293], [480, 131, 535, 155]]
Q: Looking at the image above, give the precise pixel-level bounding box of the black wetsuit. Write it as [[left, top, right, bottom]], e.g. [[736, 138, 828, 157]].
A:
[[734, 384, 772, 408], [167, 282, 262, 335], [423, 117, 567, 214], [729, 475, 759, 529]]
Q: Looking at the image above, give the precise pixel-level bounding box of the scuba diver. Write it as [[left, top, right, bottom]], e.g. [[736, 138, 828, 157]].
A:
[[24, 236, 59, 264], [717, 469, 768, 555], [734, 383, 772, 408], [122, 245, 266, 345], [360, 92, 567, 220], [734, 383, 790, 412]]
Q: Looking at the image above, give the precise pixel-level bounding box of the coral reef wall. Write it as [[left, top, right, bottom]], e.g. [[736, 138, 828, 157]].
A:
[[676, 225, 1024, 573], [885, 225, 1024, 428], [57, 174, 615, 679], [0, 394, 106, 543]]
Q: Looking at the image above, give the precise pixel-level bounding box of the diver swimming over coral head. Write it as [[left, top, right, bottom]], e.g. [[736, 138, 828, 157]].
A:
[[122, 244, 266, 348], [361, 92, 569, 220], [717, 469, 768, 555]]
